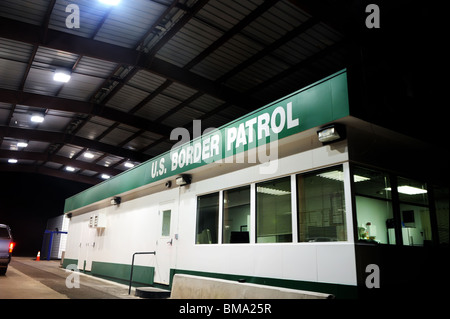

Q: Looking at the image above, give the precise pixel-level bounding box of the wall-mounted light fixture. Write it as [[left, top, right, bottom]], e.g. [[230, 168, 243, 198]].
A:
[[317, 124, 345, 144], [176, 175, 191, 186], [111, 196, 121, 205]]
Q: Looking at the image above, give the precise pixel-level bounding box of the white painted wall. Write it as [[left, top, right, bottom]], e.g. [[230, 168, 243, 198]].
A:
[[65, 143, 357, 286]]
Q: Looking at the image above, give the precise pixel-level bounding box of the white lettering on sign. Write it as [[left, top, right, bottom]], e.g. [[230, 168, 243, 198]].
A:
[[168, 100, 299, 176]]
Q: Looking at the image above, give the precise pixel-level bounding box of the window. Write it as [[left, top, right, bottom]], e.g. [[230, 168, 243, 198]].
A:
[[256, 177, 292, 243], [223, 186, 250, 244], [433, 186, 449, 245], [297, 166, 347, 242], [353, 166, 395, 244], [397, 177, 432, 246], [196, 192, 219, 244], [161, 210, 171, 237]]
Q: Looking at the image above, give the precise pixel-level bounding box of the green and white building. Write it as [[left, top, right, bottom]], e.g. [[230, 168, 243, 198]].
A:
[[62, 70, 449, 298]]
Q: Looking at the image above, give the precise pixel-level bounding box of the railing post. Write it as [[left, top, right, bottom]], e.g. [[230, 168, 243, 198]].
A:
[[128, 251, 156, 295]]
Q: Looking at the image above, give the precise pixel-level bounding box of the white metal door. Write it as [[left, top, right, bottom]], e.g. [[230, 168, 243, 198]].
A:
[[154, 202, 174, 285], [77, 224, 96, 272]]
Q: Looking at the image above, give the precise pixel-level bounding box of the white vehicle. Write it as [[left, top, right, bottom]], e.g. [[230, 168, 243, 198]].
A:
[[0, 224, 14, 275]]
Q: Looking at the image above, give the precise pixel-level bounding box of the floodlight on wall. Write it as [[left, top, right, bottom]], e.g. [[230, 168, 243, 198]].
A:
[[111, 196, 121, 205], [176, 175, 191, 186], [317, 124, 345, 144]]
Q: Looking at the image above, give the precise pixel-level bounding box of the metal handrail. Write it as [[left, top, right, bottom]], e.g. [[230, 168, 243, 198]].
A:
[[128, 251, 156, 295]]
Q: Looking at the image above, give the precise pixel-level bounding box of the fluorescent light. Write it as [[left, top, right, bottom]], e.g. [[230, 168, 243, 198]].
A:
[[8, 159, 18, 164], [385, 186, 428, 195], [317, 170, 370, 183], [99, 0, 121, 5], [17, 142, 28, 148], [101, 174, 111, 179], [257, 186, 290, 196], [53, 71, 71, 83], [124, 162, 134, 168], [65, 166, 76, 172], [31, 115, 44, 123], [83, 152, 95, 159]]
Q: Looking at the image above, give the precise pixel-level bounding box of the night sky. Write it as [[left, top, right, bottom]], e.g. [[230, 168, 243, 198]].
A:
[[0, 172, 90, 256]]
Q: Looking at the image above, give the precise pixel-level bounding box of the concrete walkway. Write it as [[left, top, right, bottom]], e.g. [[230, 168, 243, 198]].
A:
[[0, 257, 140, 299]]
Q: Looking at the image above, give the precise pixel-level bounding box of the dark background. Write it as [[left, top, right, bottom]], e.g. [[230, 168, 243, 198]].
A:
[[0, 172, 89, 256]]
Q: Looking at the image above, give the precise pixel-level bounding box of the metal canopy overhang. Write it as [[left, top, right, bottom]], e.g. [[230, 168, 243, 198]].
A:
[[0, 0, 350, 185]]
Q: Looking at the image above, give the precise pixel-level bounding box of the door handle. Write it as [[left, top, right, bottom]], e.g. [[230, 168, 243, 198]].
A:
[[167, 238, 173, 246]]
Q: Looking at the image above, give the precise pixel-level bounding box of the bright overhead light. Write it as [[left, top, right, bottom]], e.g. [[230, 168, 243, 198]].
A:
[[257, 186, 290, 196], [101, 174, 111, 179], [53, 71, 71, 83], [65, 166, 76, 172], [385, 186, 428, 195], [317, 170, 370, 183], [99, 0, 121, 5], [124, 162, 135, 168], [17, 142, 28, 148], [83, 152, 95, 159], [8, 159, 18, 164], [31, 115, 44, 123]]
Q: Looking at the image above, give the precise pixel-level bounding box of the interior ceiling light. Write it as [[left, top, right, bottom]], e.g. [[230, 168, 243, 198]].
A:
[[8, 159, 18, 164], [385, 186, 428, 195], [124, 162, 135, 168], [17, 142, 28, 148], [257, 186, 290, 196], [53, 70, 71, 83], [101, 174, 111, 180], [31, 115, 44, 123], [65, 166, 76, 172], [317, 170, 370, 183], [99, 0, 121, 5]]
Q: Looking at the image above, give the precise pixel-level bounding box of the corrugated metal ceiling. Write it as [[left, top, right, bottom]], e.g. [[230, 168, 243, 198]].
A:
[[0, 0, 350, 184]]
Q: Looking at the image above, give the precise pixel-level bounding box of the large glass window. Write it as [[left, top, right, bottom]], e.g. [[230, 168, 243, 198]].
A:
[[396, 177, 432, 246], [223, 186, 250, 244], [196, 192, 219, 244], [434, 186, 449, 245], [353, 166, 395, 244], [256, 177, 292, 243], [297, 166, 347, 242]]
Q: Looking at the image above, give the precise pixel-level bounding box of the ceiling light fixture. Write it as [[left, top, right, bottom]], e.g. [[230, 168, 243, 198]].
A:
[[65, 166, 76, 172], [53, 70, 71, 83], [99, 0, 121, 5], [8, 159, 18, 164], [31, 115, 45, 123], [101, 174, 111, 179], [84, 152, 95, 159], [385, 186, 428, 195], [317, 170, 370, 183], [257, 186, 290, 196], [124, 162, 134, 168], [17, 142, 28, 148]]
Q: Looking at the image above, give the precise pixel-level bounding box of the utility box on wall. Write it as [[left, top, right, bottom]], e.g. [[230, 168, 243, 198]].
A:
[[89, 210, 106, 228]]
